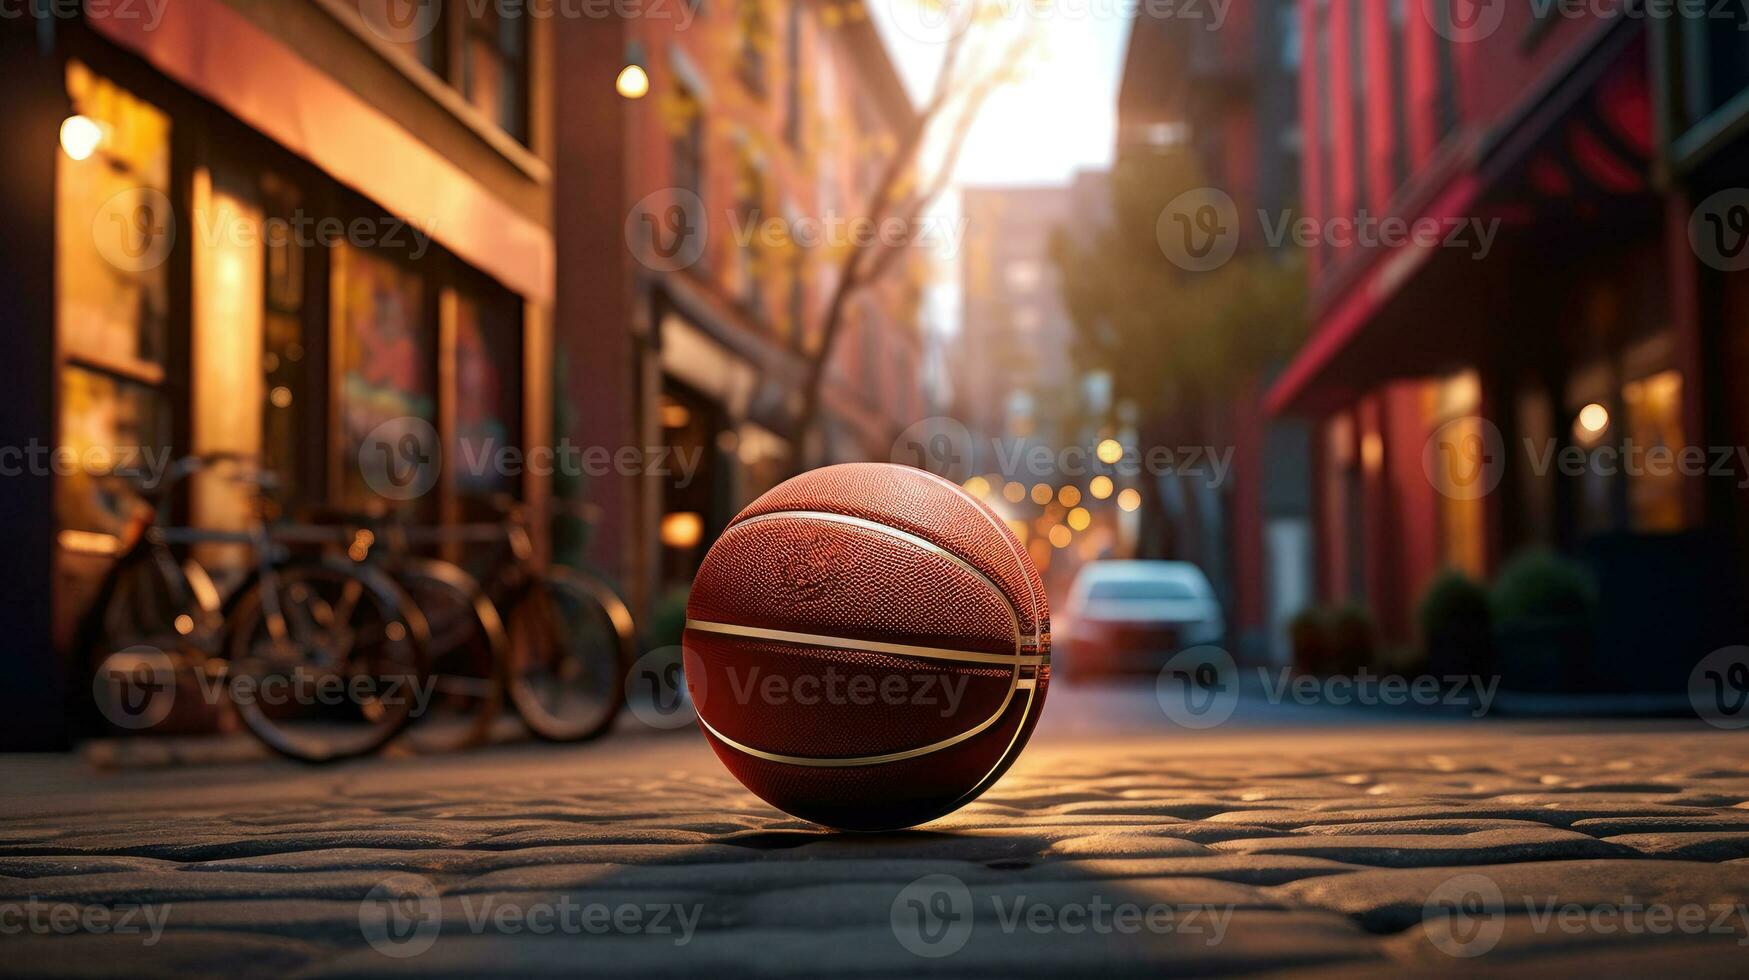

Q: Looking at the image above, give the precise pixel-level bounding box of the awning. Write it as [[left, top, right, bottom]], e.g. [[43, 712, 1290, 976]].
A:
[[1265, 19, 1650, 417], [86, 0, 554, 304]]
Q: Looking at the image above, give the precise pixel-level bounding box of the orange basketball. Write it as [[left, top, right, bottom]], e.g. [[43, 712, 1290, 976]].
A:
[[684, 462, 1050, 831]]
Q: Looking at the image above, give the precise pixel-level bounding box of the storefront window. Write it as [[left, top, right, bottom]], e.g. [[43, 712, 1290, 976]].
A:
[[261, 175, 315, 504], [451, 285, 523, 504], [1427, 373, 1486, 577], [58, 368, 168, 537], [56, 63, 173, 541], [332, 243, 434, 510], [1623, 369, 1686, 532]]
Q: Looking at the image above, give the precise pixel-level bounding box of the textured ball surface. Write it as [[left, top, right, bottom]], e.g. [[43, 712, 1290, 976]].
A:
[[684, 462, 1050, 831]]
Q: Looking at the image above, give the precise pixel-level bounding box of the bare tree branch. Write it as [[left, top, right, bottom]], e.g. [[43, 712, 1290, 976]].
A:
[[787, 4, 1035, 473]]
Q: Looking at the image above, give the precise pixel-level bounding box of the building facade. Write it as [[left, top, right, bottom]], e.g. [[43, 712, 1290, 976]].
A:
[[0, 0, 927, 748], [4, 0, 562, 748], [1272, 1, 1746, 688], [556, 0, 927, 608]]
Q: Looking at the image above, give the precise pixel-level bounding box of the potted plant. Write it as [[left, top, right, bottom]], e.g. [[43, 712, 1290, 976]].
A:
[[1417, 569, 1493, 680], [1489, 551, 1598, 693]]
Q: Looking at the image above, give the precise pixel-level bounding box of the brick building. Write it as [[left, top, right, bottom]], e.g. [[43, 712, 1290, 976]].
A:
[[0, 0, 926, 747], [557, 0, 927, 606], [1270, 2, 1749, 687]]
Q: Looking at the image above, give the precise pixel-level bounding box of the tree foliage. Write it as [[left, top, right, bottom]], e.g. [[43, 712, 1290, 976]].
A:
[[1051, 148, 1306, 421]]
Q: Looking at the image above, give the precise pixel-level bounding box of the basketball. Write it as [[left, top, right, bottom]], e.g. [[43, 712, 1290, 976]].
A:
[[683, 462, 1050, 831]]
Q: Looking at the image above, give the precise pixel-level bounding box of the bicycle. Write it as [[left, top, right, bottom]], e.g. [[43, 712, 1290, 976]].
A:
[[74, 453, 432, 763], [333, 498, 632, 752]]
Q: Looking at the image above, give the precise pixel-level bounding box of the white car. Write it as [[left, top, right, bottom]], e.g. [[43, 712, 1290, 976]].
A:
[[1059, 561, 1225, 678]]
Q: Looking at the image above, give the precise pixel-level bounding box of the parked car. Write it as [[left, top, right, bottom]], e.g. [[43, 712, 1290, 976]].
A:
[[1058, 561, 1225, 678]]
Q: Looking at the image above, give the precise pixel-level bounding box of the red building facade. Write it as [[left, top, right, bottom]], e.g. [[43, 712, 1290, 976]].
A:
[[1273, 1, 1747, 686]]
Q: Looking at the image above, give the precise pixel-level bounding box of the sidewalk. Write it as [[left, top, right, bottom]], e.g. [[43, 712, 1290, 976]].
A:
[[4, 717, 1748, 976]]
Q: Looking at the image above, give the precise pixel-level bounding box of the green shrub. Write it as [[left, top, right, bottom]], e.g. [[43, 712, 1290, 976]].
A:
[[1417, 569, 1492, 675], [1489, 550, 1598, 624]]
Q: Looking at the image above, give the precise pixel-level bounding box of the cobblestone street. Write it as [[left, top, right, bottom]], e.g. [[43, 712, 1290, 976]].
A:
[[6, 688, 1748, 978]]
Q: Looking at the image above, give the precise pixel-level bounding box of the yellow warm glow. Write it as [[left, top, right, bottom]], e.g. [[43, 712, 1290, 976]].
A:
[[1048, 525, 1072, 548], [1096, 439, 1124, 464], [962, 475, 991, 499], [1068, 506, 1092, 531], [60, 115, 102, 160], [1058, 485, 1081, 507], [1089, 475, 1113, 499], [1117, 488, 1142, 512], [1578, 402, 1610, 434], [616, 64, 651, 99], [660, 511, 703, 549]]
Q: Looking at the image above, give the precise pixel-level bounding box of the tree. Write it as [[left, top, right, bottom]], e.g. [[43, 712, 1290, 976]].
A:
[[786, 0, 1039, 472], [1051, 148, 1306, 431]]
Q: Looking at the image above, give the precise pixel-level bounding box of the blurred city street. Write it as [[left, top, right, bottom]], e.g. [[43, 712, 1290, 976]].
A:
[[8, 688, 1747, 976]]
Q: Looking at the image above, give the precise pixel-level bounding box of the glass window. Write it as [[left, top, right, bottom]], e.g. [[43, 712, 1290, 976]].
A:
[[332, 243, 434, 510], [57, 64, 174, 542], [736, 155, 766, 314], [1623, 369, 1686, 532], [451, 285, 523, 504], [461, 4, 529, 143], [261, 174, 315, 504], [59, 62, 172, 373], [358, 0, 443, 70], [738, 0, 770, 95], [58, 367, 168, 537]]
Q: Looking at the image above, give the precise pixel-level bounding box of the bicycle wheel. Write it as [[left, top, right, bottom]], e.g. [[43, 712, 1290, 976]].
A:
[[392, 559, 508, 754], [225, 557, 429, 762], [505, 567, 631, 742], [79, 547, 226, 736]]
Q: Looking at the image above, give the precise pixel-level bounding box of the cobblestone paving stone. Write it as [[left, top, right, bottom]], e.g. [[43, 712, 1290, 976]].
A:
[[4, 729, 1748, 977]]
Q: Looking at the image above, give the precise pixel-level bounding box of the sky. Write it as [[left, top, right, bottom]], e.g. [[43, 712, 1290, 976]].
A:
[[867, 3, 1135, 188], [862, 4, 1135, 357]]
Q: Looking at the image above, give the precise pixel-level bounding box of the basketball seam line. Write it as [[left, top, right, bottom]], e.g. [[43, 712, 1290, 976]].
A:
[[684, 619, 1048, 667]]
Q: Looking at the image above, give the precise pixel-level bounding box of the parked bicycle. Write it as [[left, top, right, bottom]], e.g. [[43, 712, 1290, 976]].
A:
[[332, 498, 633, 752], [76, 453, 432, 762]]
